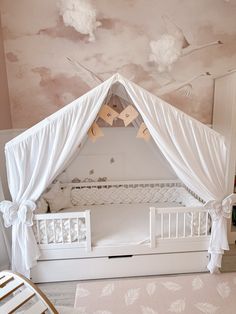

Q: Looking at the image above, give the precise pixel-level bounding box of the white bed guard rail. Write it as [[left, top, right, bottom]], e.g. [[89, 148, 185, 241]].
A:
[[150, 206, 210, 249], [33, 210, 91, 251], [33, 205, 210, 251]]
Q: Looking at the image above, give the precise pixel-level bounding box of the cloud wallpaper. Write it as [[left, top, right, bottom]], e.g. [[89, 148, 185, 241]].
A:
[[1, 0, 236, 128]]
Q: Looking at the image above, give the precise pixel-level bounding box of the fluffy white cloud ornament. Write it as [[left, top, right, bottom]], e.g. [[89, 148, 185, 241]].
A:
[[149, 15, 221, 73], [149, 34, 182, 72], [59, 0, 101, 41]]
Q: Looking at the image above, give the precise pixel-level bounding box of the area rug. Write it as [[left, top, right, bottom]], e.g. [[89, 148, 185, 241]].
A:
[[74, 272, 236, 314]]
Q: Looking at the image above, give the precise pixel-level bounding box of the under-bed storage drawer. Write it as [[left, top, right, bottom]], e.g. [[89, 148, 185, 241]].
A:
[[31, 251, 209, 283]]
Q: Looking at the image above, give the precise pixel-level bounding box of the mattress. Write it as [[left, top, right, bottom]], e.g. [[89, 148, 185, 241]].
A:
[[34, 202, 204, 247], [66, 202, 188, 246]]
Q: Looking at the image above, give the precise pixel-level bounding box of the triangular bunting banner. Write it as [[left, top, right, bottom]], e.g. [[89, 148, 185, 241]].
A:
[[118, 105, 139, 127], [88, 122, 104, 142], [136, 122, 151, 141], [98, 104, 119, 126]]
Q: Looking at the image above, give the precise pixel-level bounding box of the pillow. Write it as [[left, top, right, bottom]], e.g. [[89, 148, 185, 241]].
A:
[[35, 197, 49, 214], [43, 181, 72, 213]]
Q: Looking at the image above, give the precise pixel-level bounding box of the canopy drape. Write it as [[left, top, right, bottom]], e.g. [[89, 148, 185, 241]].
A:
[[0, 73, 234, 276]]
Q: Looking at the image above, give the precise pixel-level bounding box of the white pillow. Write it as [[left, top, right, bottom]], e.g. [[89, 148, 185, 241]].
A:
[[43, 182, 72, 213]]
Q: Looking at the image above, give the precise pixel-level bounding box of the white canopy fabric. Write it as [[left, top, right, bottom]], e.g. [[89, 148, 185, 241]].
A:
[[0, 73, 235, 277]]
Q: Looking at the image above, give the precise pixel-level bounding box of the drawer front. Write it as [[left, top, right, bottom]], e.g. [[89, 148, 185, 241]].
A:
[[31, 251, 209, 283]]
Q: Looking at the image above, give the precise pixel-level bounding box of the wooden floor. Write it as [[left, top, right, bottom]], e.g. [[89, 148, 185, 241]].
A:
[[220, 243, 236, 272], [38, 281, 78, 307], [38, 244, 236, 308]]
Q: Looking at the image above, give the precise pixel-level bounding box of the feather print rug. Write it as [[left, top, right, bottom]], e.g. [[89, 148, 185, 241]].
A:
[[74, 272, 236, 314]]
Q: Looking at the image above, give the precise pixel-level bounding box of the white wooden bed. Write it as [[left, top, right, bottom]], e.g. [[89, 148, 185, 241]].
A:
[[31, 180, 211, 283]]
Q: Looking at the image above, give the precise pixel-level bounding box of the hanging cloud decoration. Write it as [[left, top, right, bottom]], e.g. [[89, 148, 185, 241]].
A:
[[149, 15, 222, 73], [149, 15, 187, 72], [149, 34, 182, 72], [58, 0, 101, 41]]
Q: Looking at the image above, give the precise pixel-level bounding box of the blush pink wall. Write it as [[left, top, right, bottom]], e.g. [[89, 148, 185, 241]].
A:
[[0, 0, 236, 128], [0, 12, 11, 130]]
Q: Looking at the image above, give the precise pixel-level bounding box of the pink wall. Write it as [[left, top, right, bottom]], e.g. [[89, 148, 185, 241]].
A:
[[0, 0, 236, 128], [0, 12, 11, 130]]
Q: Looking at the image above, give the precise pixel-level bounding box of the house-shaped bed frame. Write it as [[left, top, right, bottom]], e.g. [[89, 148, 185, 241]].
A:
[[0, 73, 235, 283]]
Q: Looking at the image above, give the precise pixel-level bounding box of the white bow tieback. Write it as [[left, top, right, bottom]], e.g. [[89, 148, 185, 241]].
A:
[[0, 200, 36, 228], [204, 193, 236, 221]]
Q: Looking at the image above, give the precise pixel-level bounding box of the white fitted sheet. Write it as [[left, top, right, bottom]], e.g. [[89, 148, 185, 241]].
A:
[[33, 202, 206, 247], [34, 202, 209, 246], [61, 202, 189, 247]]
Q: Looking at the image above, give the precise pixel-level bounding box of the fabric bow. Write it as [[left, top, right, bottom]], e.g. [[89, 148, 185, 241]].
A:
[[0, 200, 36, 228], [204, 193, 236, 221]]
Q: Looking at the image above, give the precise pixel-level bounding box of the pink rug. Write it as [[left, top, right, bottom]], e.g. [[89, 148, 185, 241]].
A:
[[74, 272, 236, 314]]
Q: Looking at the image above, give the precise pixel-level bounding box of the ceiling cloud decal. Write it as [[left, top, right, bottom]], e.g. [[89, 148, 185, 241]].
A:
[[58, 0, 101, 41]]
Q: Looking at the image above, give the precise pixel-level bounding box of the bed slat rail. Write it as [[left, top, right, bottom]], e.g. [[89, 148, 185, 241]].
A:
[[33, 210, 91, 251], [150, 206, 210, 249]]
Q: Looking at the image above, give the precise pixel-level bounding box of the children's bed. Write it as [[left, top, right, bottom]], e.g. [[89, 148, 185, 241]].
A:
[[1, 73, 231, 282], [31, 179, 211, 282]]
